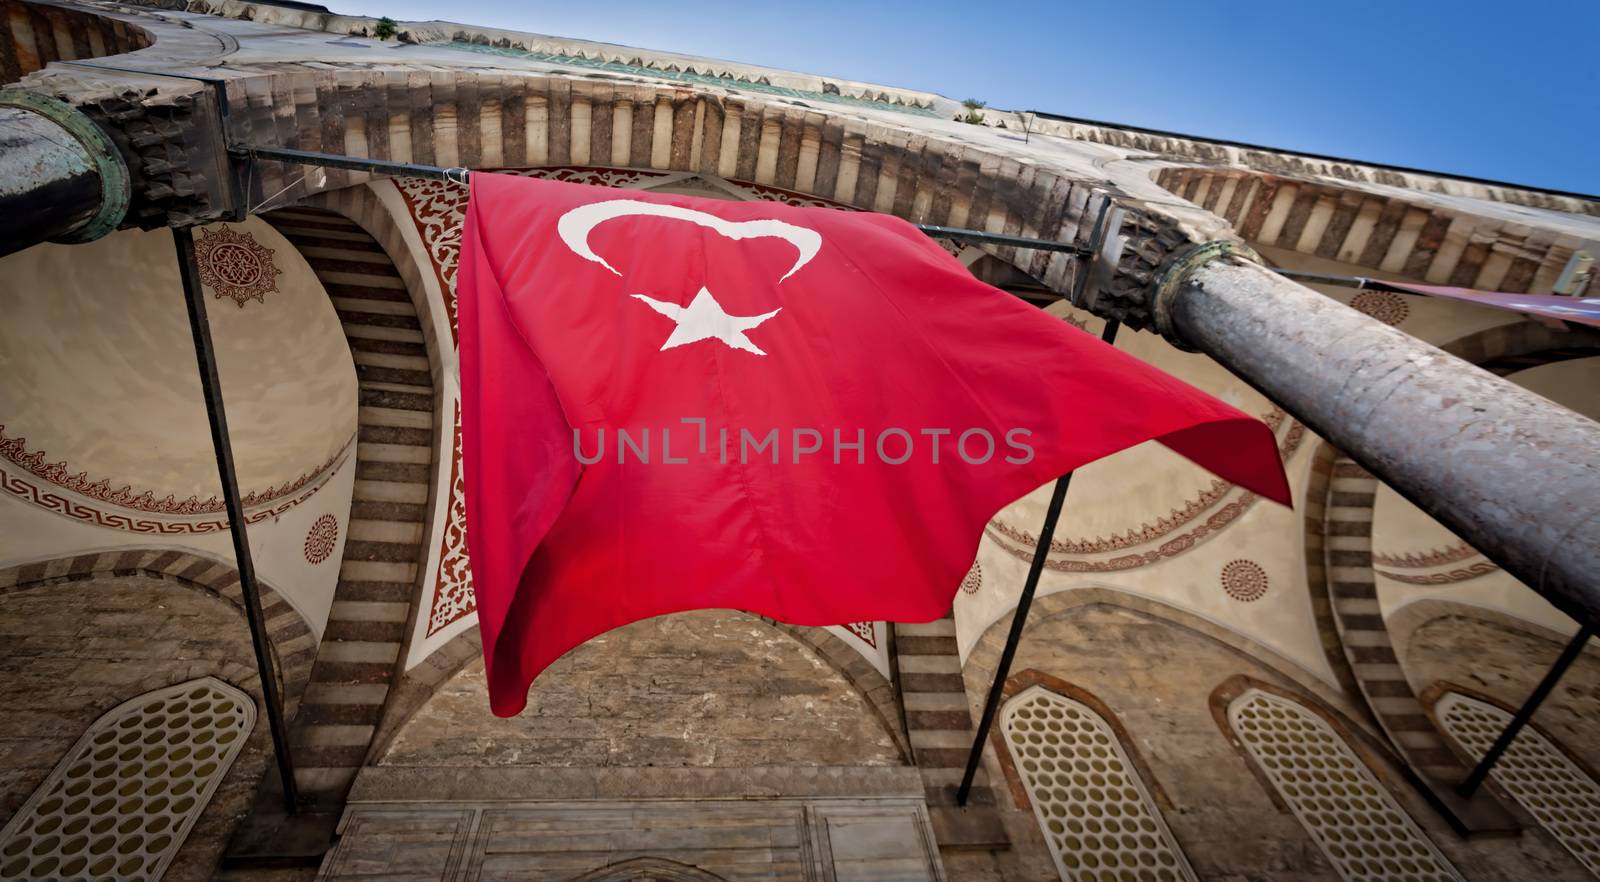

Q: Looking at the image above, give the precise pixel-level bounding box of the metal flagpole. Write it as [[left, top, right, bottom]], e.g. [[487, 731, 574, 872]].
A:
[[958, 317, 1120, 807], [1457, 623, 1594, 798], [173, 227, 300, 814], [956, 197, 1115, 807]]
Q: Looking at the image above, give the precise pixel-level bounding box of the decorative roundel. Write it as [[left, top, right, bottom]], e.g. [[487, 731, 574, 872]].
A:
[[1220, 559, 1269, 602], [194, 226, 282, 308], [960, 562, 983, 594], [304, 514, 339, 565], [1349, 291, 1409, 326]]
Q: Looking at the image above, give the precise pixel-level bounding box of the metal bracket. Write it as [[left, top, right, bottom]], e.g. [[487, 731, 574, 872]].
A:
[[1152, 239, 1260, 351], [0, 89, 131, 244]]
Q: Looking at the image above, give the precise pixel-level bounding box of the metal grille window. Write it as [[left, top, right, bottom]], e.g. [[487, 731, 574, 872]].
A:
[[0, 677, 255, 881], [1228, 689, 1461, 882], [1001, 685, 1197, 882], [1437, 692, 1600, 876]]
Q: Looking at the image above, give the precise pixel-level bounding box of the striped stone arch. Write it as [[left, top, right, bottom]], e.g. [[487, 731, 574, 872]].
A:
[[258, 202, 445, 813], [1151, 166, 1594, 293], [0, 547, 316, 709], [215, 64, 1108, 300], [1305, 319, 1600, 797]]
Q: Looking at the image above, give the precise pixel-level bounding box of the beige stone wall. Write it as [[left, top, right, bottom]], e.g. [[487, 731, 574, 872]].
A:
[[0, 573, 275, 882], [381, 610, 903, 769], [961, 601, 1593, 882]]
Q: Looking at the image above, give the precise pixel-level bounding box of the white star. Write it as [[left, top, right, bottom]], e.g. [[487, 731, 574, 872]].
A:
[[631, 287, 782, 356]]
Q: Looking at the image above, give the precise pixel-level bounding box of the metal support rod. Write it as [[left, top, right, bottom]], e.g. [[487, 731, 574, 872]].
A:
[[173, 228, 300, 814], [232, 145, 1092, 256], [958, 319, 1120, 806], [1457, 623, 1594, 798]]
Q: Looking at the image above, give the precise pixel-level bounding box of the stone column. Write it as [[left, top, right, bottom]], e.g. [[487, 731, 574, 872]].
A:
[[1155, 248, 1600, 628], [0, 90, 129, 256]]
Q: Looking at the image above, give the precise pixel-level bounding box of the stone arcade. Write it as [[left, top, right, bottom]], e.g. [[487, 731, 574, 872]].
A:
[[1, 1, 1598, 880]]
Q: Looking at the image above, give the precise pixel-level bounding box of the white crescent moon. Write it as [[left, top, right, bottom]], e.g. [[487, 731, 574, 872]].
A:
[[556, 199, 822, 283]]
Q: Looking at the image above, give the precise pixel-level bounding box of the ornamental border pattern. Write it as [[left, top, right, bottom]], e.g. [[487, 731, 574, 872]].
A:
[[1375, 561, 1501, 586], [1372, 543, 1480, 569], [0, 432, 353, 534], [0, 424, 351, 515], [426, 403, 472, 637], [985, 416, 1306, 571]]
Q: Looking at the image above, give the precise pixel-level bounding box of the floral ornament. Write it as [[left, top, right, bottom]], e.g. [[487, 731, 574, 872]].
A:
[[194, 226, 282, 307], [961, 562, 983, 594], [1220, 559, 1268, 602], [304, 514, 339, 565], [1349, 291, 1409, 327]]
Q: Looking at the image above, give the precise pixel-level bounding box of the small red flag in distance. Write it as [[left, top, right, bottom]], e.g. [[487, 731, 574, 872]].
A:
[[458, 173, 1291, 717]]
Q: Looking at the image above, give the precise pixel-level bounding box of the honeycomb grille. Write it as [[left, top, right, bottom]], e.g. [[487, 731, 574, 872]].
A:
[[0, 677, 255, 881], [1228, 689, 1460, 882], [1438, 692, 1600, 875], [1002, 685, 1197, 882]]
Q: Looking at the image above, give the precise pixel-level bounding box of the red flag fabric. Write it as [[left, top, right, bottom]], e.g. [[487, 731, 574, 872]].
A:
[[459, 173, 1291, 716]]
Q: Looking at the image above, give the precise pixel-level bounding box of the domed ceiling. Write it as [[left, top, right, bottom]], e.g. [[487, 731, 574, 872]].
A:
[[0, 218, 358, 533]]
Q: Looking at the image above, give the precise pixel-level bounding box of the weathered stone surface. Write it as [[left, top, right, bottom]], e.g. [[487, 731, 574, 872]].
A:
[[381, 610, 902, 769], [0, 573, 275, 882], [1400, 612, 1600, 774]]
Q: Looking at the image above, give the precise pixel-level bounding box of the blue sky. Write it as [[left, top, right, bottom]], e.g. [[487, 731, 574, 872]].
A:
[[330, 0, 1598, 195]]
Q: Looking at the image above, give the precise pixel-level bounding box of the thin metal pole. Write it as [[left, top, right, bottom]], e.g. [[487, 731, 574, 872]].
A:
[[958, 318, 1120, 806], [173, 227, 300, 814], [1457, 623, 1594, 798]]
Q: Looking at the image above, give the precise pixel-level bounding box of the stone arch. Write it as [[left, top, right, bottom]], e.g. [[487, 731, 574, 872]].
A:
[[1434, 320, 1600, 372], [369, 612, 909, 768], [0, 0, 153, 86], [1151, 165, 1596, 293], [203, 65, 1107, 301], [256, 203, 445, 811], [568, 856, 728, 882], [962, 586, 1351, 716], [0, 547, 314, 708], [1307, 447, 1479, 790]]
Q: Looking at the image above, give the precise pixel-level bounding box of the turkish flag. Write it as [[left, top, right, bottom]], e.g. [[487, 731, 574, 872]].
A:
[[459, 173, 1290, 716]]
